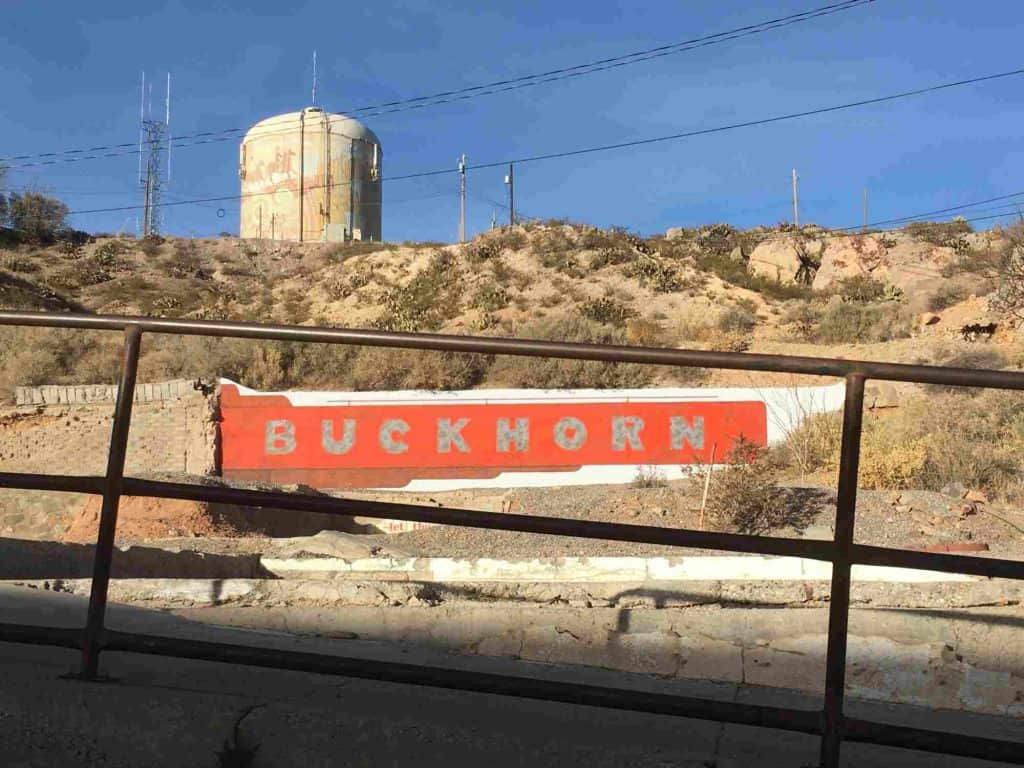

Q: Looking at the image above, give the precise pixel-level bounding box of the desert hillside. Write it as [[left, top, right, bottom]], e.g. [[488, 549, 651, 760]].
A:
[[4, 219, 1024, 519], [0, 218, 1019, 395]]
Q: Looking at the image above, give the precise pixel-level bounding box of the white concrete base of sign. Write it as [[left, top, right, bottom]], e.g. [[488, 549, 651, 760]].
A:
[[258, 555, 976, 583]]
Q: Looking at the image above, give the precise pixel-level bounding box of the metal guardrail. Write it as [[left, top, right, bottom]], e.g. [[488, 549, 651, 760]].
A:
[[0, 310, 1022, 767]]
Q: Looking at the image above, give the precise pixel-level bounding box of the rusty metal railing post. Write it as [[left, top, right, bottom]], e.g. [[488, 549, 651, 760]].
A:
[[819, 373, 866, 767], [79, 326, 143, 679]]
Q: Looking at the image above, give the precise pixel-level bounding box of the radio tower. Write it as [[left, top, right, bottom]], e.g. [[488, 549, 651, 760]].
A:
[[138, 71, 170, 237]]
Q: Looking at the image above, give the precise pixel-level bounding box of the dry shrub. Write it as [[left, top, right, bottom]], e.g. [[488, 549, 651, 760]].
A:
[[343, 348, 487, 391], [781, 389, 1024, 497], [0, 327, 123, 402], [904, 218, 972, 246], [779, 410, 843, 478], [812, 298, 914, 343], [624, 318, 665, 346], [675, 305, 753, 352], [489, 314, 687, 389], [632, 465, 667, 488], [852, 432, 929, 490], [928, 280, 973, 312], [704, 439, 789, 535]]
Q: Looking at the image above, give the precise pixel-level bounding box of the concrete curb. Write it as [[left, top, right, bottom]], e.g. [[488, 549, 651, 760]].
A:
[[259, 554, 979, 583]]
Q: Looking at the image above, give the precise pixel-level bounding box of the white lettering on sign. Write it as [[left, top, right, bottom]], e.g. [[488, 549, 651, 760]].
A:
[[496, 417, 530, 452], [265, 420, 296, 454], [612, 416, 645, 451], [321, 419, 356, 455], [670, 415, 705, 450], [553, 417, 587, 451], [437, 418, 471, 453], [379, 419, 410, 454], [262, 414, 712, 456]]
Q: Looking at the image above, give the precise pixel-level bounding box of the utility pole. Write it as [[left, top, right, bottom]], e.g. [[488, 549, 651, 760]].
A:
[[791, 168, 800, 228], [491, 211, 496, 230], [458, 154, 466, 243], [505, 163, 515, 226], [863, 188, 869, 232]]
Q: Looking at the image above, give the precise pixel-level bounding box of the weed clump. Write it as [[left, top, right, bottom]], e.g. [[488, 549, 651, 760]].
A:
[[704, 438, 789, 535], [579, 297, 635, 326], [376, 251, 462, 331]]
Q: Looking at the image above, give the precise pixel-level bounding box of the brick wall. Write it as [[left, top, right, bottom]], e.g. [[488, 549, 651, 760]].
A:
[[0, 381, 218, 538]]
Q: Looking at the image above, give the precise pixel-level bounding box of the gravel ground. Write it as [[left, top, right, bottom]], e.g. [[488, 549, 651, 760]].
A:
[[108, 477, 1024, 561]]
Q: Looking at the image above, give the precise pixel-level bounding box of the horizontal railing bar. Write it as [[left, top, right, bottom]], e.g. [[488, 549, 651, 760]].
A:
[[851, 544, 1024, 582], [4, 310, 1024, 389], [100, 628, 824, 734], [0, 622, 82, 650], [120, 477, 836, 560], [843, 716, 1024, 764], [0, 472, 105, 495], [3, 472, 1018, 581]]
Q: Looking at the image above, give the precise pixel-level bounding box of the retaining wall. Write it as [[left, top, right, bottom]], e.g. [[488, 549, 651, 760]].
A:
[[0, 380, 218, 538]]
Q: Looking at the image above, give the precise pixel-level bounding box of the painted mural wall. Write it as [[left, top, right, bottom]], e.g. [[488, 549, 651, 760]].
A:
[[220, 381, 846, 491]]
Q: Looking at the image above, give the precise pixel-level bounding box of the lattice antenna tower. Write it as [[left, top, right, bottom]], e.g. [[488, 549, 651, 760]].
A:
[[138, 70, 170, 237]]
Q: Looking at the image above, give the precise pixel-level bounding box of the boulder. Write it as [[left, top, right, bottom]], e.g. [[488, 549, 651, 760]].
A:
[[812, 235, 887, 290], [747, 238, 803, 283]]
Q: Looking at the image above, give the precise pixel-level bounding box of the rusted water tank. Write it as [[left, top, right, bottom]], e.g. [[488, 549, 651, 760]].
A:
[[239, 107, 382, 242]]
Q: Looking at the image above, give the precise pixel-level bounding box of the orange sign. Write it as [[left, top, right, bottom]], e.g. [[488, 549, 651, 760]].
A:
[[220, 384, 767, 488]]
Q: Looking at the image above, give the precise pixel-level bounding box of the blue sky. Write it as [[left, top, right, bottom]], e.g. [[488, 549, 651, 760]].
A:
[[3, 0, 1023, 241]]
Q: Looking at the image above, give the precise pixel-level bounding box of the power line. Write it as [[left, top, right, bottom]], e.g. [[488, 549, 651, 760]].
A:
[[60, 66, 1024, 227], [467, 67, 1024, 172], [0, 0, 874, 167]]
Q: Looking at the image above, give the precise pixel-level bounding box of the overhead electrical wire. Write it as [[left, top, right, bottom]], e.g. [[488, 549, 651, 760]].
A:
[[0, 0, 874, 167], [61, 65, 1024, 220]]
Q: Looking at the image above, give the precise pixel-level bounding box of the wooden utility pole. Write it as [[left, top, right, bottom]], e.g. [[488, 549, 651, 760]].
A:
[[792, 169, 800, 228], [863, 188, 869, 232], [458, 154, 466, 243], [505, 163, 515, 226]]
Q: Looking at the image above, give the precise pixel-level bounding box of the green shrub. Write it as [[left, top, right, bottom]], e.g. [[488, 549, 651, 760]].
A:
[[904, 218, 973, 246], [464, 239, 501, 263], [626, 257, 685, 292], [162, 239, 203, 279], [695, 251, 812, 300], [836, 275, 887, 303], [589, 246, 633, 270], [578, 297, 635, 325], [377, 251, 462, 331], [475, 283, 509, 311], [93, 240, 126, 264]]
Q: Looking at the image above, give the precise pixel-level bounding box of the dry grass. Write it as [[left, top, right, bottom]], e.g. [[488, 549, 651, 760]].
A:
[[780, 389, 1024, 499]]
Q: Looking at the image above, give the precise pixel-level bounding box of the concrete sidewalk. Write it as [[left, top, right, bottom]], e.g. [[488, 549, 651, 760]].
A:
[[1, 586, 1021, 767]]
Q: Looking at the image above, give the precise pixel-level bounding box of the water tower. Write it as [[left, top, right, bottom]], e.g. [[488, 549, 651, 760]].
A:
[[239, 107, 382, 242]]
